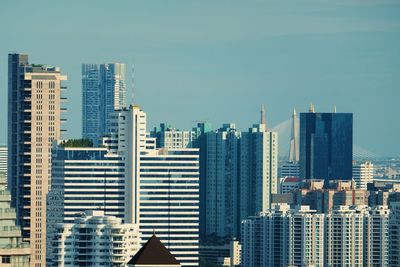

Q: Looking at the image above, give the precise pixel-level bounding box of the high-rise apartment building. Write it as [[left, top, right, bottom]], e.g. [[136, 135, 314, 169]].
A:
[[108, 106, 147, 225], [203, 123, 240, 238], [140, 148, 200, 267], [299, 106, 353, 182], [8, 53, 66, 267], [49, 210, 140, 267], [0, 145, 7, 183], [241, 204, 389, 267], [241, 204, 289, 267], [152, 123, 195, 149], [82, 63, 126, 146], [241, 204, 324, 267], [239, 122, 278, 224], [325, 205, 389, 267], [190, 123, 213, 239], [198, 108, 278, 240], [353, 161, 374, 189], [0, 179, 30, 267]]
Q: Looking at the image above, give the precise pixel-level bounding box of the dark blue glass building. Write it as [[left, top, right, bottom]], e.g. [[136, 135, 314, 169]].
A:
[[299, 112, 353, 182]]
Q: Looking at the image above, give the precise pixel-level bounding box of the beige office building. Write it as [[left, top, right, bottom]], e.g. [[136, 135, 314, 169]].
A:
[[8, 54, 66, 267]]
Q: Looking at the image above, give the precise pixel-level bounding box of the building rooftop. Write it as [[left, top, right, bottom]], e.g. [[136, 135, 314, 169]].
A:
[[282, 177, 301, 183], [128, 234, 180, 266]]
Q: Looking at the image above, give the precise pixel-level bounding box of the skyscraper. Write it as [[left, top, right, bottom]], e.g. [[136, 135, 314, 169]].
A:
[[82, 63, 126, 146], [299, 105, 353, 182], [108, 105, 147, 225], [198, 107, 278, 240], [240, 108, 278, 221], [203, 123, 240, 239], [8, 53, 66, 266], [240, 126, 278, 218], [140, 148, 200, 267]]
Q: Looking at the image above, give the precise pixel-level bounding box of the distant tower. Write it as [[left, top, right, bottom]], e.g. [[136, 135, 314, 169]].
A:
[[299, 109, 353, 182], [289, 108, 299, 162], [82, 63, 126, 146], [260, 105, 267, 131]]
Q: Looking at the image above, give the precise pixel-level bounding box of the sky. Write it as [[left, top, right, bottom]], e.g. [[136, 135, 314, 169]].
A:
[[0, 0, 399, 156]]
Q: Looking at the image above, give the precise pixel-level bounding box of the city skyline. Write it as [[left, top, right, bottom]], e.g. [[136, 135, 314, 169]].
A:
[[1, 1, 400, 157], [1, 2, 400, 267]]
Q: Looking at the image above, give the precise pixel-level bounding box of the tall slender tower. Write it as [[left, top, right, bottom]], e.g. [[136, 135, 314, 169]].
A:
[[82, 63, 126, 146], [288, 108, 299, 162], [8, 54, 66, 267]]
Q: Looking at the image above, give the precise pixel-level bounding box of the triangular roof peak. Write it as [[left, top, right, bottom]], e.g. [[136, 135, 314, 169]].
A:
[[128, 234, 181, 266]]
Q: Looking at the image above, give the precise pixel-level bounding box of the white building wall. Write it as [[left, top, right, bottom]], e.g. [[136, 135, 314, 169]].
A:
[[51, 210, 140, 267], [47, 145, 126, 264], [139, 148, 199, 267], [241, 205, 389, 267], [352, 161, 374, 189]]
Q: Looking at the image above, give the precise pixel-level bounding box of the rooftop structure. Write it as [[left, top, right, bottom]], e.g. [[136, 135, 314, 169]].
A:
[[128, 234, 180, 267]]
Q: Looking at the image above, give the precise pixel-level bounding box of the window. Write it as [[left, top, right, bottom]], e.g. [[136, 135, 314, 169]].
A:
[[2, 256, 11, 264]]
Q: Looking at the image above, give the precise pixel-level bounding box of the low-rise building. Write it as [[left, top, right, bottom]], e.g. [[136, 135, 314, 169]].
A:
[[49, 210, 140, 267], [0, 179, 30, 267]]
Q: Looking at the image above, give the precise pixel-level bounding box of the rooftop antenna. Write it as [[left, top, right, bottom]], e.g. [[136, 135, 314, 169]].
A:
[[260, 104, 267, 131], [131, 63, 135, 105], [260, 105, 266, 124], [289, 107, 299, 162], [309, 102, 315, 113]]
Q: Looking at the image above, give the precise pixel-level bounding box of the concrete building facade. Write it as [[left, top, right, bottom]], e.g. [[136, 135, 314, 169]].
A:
[[49, 210, 140, 267], [0, 179, 30, 267], [241, 204, 389, 267], [140, 148, 200, 267], [353, 161, 374, 189], [8, 54, 66, 267], [199, 113, 278, 240]]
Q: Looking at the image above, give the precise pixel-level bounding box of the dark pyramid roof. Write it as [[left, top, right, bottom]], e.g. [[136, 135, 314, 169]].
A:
[[128, 234, 180, 265]]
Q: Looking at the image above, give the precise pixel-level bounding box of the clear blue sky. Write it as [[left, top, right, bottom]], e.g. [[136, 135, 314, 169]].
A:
[[0, 0, 399, 156]]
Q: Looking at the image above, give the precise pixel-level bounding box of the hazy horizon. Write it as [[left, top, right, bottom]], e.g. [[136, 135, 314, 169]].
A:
[[1, 0, 399, 156]]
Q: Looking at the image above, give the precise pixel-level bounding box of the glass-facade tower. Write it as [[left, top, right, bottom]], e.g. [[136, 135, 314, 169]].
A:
[[299, 112, 353, 182], [82, 63, 126, 146]]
